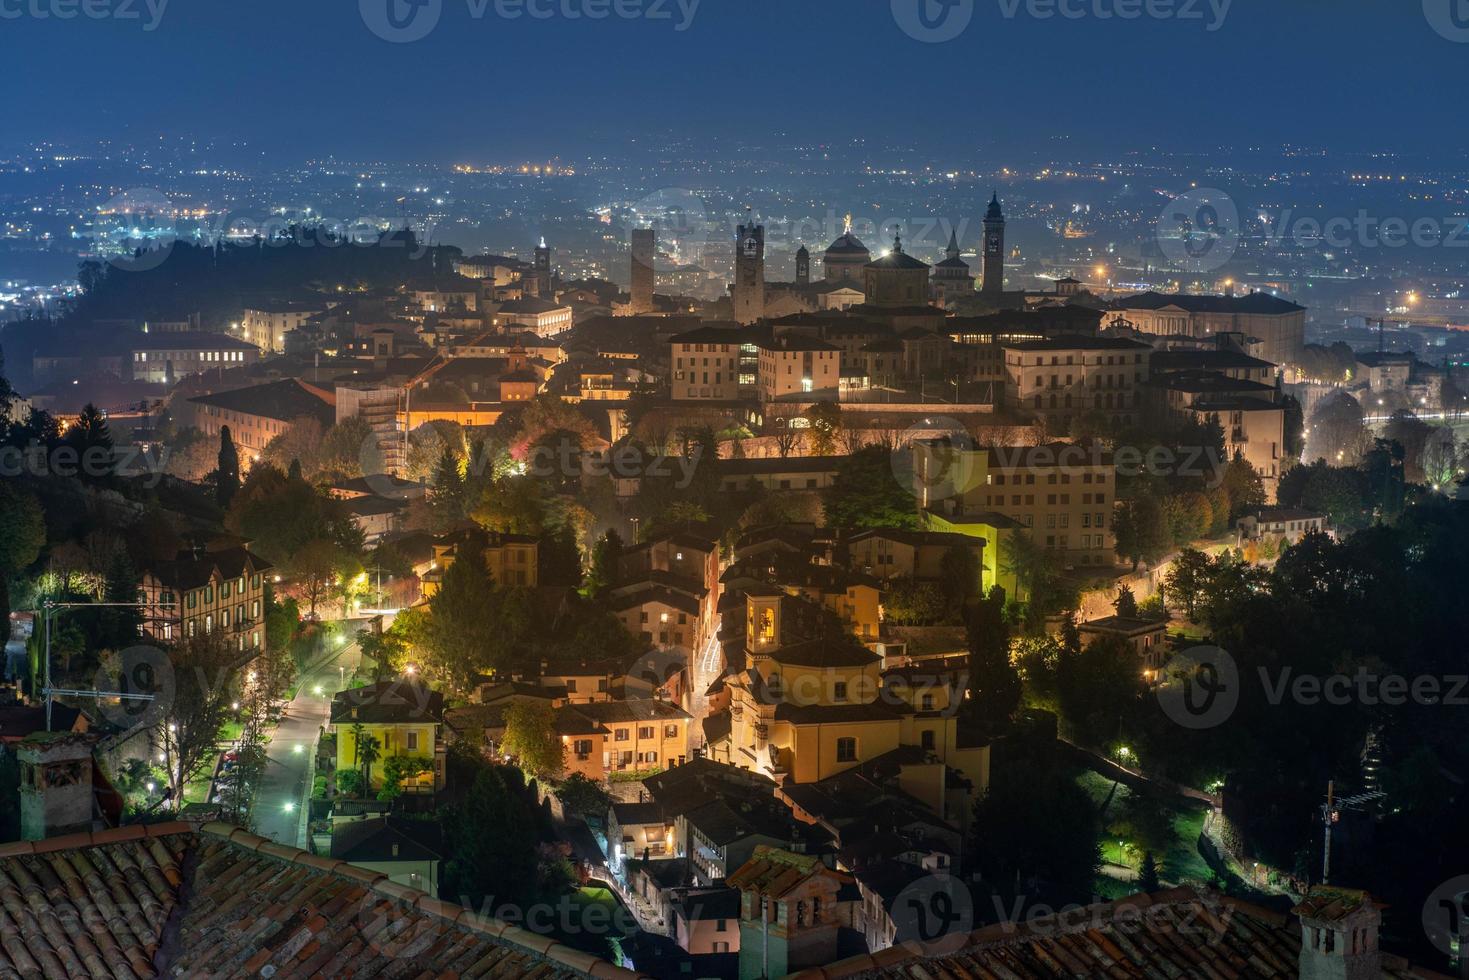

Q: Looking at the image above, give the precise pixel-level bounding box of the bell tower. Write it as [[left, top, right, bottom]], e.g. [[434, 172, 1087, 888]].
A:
[[733, 211, 766, 324], [533, 237, 552, 299], [982, 192, 1005, 295]]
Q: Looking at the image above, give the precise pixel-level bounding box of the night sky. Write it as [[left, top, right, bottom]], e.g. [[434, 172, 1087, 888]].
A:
[[4, 0, 1463, 160]]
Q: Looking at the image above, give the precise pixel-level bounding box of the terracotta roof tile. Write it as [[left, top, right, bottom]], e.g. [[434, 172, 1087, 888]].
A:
[[797, 887, 1432, 980], [0, 824, 646, 979]]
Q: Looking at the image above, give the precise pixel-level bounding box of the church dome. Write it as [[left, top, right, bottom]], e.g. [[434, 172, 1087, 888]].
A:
[[825, 232, 870, 257]]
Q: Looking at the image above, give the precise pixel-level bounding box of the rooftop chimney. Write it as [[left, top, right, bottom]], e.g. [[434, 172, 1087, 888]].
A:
[[1294, 886, 1382, 980]]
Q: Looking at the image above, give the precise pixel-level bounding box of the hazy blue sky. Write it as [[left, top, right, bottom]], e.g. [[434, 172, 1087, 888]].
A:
[[4, 0, 1463, 161]]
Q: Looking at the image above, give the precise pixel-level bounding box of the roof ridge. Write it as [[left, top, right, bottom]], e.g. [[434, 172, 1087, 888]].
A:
[[162, 821, 653, 979]]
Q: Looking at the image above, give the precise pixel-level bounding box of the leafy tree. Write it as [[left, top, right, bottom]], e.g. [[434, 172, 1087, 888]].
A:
[[997, 530, 1061, 611], [318, 416, 377, 481], [336, 768, 365, 798], [471, 477, 547, 534], [358, 627, 408, 682], [971, 762, 1100, 900], [804, 401, 843, 456], [422, 536, 500, 692], [964, 586, 1020, 731], [1113, 584, 1138, 619], [216, 426, 240, 508], [441, 766, 544, 909], [514, 396, 599, 457], [357, 732, 382, 787], [0, 483, 45, 629], [97, 549, 142, 649], [586, 529, 624, 597], [377, 755, 432, 802], [64, 403, 114, 463], [1300, 464, 1367, 527], [261, 417, 325, 475], [1219, 456, 1265, 518], [1420, 427, 1459, 490], [1307, 390, 1366, 464], [883, 577, 950, 625], [555, 772, 614, 822], [1166, 491, 1213, 545], [939, 543, 981, 607], [1138, 850, 1162, 892], [1056, 634, 1144, 746], [293, 538, 344, 617], [1281, 395, 1305, 459], [225, 463, 363, 568], [822, 445, 920, 530], [160, 630, 246, 808], [1114, 495, 1170, 569], [431, 445, 466, 518], [501, 700, 564, 780], [264, 588, 300, 654], [1194, 551, 1269, 631], [1163, 548, 1211, 620], [1138, 591, 1169, 621]]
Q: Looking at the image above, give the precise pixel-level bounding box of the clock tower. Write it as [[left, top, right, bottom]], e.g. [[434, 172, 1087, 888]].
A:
[[733, 214, 766, 324], [982, 192, 1005, 296]]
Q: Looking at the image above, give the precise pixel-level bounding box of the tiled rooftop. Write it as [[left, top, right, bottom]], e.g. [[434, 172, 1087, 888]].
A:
[[789, 886, 1434, 980], [0, 821, 641, 979]]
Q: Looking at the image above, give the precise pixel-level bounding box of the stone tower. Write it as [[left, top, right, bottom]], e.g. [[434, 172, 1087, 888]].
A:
[[795, 245, 810, 285], [1293, 887, 1382, 980], [533, 237, 552, 299], [18, 733, 98, 841], [630, 228, 656, 313], [982, 192, 1005, 295], [733, 215, 766, 324]]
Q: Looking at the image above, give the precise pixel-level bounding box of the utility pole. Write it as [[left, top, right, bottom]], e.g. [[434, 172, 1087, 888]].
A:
[[761, 894, 770, 979], [1320, 781, 1386, 884]]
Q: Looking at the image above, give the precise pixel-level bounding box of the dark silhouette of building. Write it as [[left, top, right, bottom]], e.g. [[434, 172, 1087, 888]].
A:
[[982, 193, 1005, 295], [631, 228, 657, 314], [734, 215, 766, 324]]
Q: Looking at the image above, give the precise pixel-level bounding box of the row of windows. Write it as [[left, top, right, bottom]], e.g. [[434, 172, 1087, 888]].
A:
[[1043, 512, 1108, 529], [1043, 534, 1110, 550], [136, 350, 248, 362], [1018, 353, 1146, 366], [583, 748, 664, 766], [993, 471, 1109, 486], [184, 605, 260, 632], [987, 493, 1104, 509], [675, 355, 737, 367], [182, 576, 261, 608], [610, 724, 682, 742], [1033, 393, 1140, 409]]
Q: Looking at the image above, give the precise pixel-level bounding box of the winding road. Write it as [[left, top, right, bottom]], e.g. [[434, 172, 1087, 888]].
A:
[[253, 633, 363, 846]]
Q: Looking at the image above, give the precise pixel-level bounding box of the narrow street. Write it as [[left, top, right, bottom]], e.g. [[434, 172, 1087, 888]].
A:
[[252, 632, 362, 846]]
